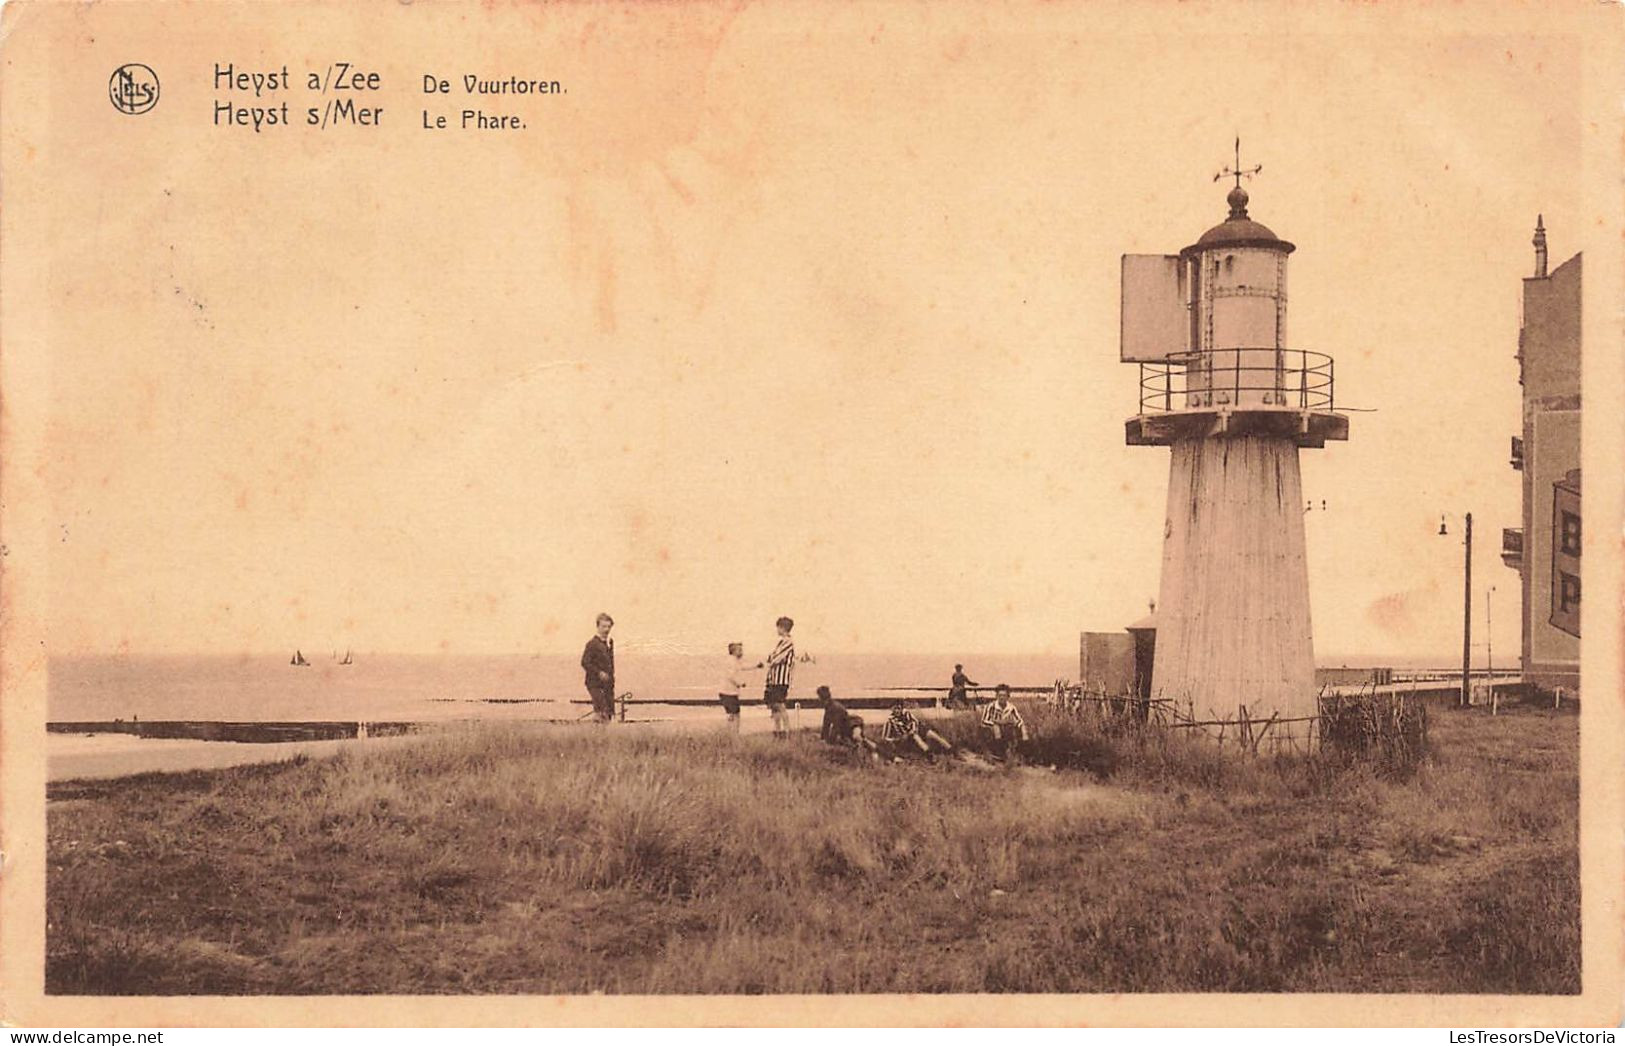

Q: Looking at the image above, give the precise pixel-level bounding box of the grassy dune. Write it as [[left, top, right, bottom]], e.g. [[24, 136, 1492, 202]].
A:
[[46, 702, 1578, 995]]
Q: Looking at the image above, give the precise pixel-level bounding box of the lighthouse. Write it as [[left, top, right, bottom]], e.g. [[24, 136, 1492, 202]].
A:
[[1120, 153, 1347, 749]]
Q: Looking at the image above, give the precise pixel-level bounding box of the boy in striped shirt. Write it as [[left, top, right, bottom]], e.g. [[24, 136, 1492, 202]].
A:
[[980, 684, 1030, 761], [881, 702, 954, 760], [756, 616, 795, 739]]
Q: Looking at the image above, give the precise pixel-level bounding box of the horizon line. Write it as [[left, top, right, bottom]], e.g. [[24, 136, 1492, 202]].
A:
[[45, 648, 1476, 664]]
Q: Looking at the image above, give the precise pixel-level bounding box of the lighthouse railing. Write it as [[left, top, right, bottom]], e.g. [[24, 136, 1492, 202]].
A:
[[1136, 347, 1335, 414]]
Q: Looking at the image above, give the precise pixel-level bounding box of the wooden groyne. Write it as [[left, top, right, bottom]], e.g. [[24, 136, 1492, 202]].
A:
[[48, 721, 420, 743], [567, 686, 1049, 711], [56, 677, 1523, 746]]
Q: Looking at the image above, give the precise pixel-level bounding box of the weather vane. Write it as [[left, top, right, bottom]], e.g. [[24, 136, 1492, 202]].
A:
[[1214, 136, 1262, 189]]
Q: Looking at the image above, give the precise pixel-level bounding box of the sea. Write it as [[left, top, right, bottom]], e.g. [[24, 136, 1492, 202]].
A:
[[47, 652, 1086, 724], [44, 650, 1469, 781], [47, 650, 1467, 726]]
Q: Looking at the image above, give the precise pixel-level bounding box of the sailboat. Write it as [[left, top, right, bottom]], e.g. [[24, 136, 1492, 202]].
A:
[[291, 650, 310, 667], [340, 649, 353, 666]]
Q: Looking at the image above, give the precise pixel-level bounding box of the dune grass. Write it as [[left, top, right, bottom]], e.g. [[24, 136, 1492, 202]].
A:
[[46, 700, 1578, 995]]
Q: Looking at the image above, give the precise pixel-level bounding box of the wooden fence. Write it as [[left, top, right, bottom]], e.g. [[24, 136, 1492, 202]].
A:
[[1035, 680, 1428, 763]]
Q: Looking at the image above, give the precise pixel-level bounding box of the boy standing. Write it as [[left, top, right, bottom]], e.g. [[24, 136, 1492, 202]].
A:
[[581, 613, 616, 724], [757, 616, 795, 739], [719, 642, 748, 734], [948, 663, 978, 709]]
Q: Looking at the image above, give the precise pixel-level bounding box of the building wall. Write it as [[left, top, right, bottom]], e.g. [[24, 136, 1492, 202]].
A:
[[1518, 252, 1581, 695], [1527, 412, 1580, 677], [1522, 254, 1582, 400], [1079, 632, 1136, 695], [1550, 471, 1581, 641]]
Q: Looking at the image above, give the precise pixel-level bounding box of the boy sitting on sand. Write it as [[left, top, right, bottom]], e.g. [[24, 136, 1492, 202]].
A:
[[817, 686, 879, 755], [880, 702, 954, 760], [980, 684, 1030, 762]]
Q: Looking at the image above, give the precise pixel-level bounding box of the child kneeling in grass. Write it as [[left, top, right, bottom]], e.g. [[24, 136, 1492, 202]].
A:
[[881, 702, 954, 760], [818, 686, 879, 755], [979, 684, 1030, 762]]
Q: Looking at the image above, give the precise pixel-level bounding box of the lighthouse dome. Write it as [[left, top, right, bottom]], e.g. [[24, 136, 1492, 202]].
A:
[[1184, 186, 1296, 255]]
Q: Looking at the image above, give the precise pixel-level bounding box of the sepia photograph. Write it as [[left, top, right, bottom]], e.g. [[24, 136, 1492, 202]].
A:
[[1, 0, 1620, 1028]]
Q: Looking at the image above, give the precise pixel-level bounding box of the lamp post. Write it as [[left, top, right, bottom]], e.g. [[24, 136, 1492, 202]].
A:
[[1438, 512, 1473, 708], [1463, 513, 1472, 708]]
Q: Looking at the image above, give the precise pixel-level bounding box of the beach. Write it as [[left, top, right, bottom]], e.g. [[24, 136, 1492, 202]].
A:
[[44, 652, 1065, 781], [46, 731, 429, 782], [46, 702, 864, 781], [47, 651, 1081, 723], [45, 652, 1486, 782]]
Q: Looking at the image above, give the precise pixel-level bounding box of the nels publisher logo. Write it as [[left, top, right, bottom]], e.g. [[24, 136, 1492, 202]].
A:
[[109, 63, 160, 115]]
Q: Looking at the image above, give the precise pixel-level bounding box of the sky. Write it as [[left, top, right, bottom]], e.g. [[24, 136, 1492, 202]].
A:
[[13, 2, 1599, 659]]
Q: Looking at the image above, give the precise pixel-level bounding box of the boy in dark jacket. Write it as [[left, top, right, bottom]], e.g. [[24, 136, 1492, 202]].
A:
[[818, 685, 878, 754], [581, 613, 616, 723], [948, 664, 978, 709]]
